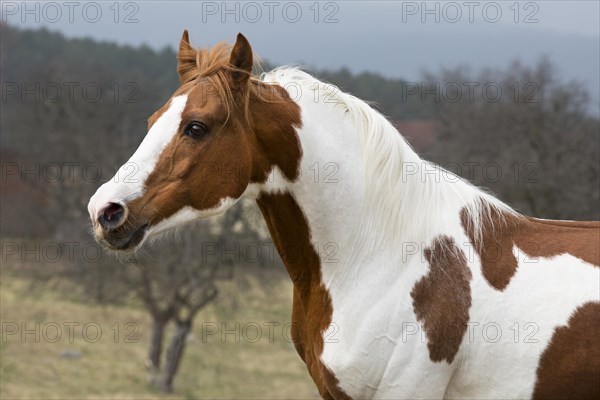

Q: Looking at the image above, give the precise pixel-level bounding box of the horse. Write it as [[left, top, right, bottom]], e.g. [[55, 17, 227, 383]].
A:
[[88, 32, 600, 399]]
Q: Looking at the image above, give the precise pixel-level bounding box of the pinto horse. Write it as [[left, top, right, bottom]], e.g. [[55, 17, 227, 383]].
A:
[[88, 32, 600, 399]]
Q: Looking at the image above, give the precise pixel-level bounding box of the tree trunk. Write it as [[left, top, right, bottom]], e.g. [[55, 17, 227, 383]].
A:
[[147, 316, 167, 373], [160, 320, 192, 393]]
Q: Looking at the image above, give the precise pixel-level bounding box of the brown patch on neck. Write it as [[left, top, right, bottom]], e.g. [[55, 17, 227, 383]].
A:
[[247, 83, 302, 183], [257, 193, 350, 400], [411, 235, 472, 363], [533, 302, 600, 399], [461, 206, 600, 291], [248, 83, 347, 397]]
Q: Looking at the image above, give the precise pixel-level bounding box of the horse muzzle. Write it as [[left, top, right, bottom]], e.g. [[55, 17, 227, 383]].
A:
[[90, 201, 150, 252]]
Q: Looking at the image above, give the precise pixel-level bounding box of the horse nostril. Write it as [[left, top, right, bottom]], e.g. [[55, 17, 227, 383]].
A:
[[98, 202, 127, 230]]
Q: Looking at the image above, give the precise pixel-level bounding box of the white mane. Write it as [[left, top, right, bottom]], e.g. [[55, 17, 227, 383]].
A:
[[262, 67, 520, 248]]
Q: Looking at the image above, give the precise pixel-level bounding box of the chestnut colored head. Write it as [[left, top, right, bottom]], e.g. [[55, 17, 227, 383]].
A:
[[87, 31, 301, 251]]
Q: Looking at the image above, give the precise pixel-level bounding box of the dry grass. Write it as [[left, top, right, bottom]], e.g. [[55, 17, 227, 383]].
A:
[[0, 267, 318, 399]]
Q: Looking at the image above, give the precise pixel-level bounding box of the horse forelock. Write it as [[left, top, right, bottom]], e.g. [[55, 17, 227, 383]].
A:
[[176, 40, 274, 129]]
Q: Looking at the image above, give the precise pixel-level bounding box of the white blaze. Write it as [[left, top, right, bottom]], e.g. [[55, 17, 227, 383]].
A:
[[87, 95, 188, 222]]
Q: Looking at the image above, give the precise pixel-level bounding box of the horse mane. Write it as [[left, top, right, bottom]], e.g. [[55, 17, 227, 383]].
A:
[[262, 67, 522, 248]]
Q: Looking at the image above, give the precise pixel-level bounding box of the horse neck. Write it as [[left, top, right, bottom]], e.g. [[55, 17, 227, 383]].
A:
[[254, 133, 395, 274], [251, 70, 508, 270], [252, 98, 368, 265]]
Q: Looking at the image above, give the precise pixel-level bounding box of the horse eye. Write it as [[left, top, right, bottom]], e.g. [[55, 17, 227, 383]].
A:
[[184, 122, 208, 138]]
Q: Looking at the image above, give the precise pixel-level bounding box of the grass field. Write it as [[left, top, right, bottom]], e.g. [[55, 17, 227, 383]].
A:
[[0, 266, 318, 399]]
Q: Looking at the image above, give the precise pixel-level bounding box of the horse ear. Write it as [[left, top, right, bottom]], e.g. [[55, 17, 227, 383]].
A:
[[229, 33, 253, 86], [177, 30, 195, 84]]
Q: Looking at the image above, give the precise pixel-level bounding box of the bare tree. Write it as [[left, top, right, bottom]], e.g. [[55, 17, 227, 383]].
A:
[[424, 58, 600, 220], [125, 201, 267, 393]]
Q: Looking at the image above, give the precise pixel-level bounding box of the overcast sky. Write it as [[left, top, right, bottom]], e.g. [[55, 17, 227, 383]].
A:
[[3, 2, 599, 43], [3, 1, 599, 111]]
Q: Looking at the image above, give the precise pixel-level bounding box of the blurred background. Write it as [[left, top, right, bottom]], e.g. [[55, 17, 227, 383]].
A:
[[1, 1, 599, 399]]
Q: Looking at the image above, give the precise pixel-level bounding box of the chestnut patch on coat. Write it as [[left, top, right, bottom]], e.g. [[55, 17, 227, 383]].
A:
[[247, 84, 302, 184], [461, 206, 600, 291], [411, 235, 472, 363], [533, 302, 600, 400], [257, 193, 350, 400]]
